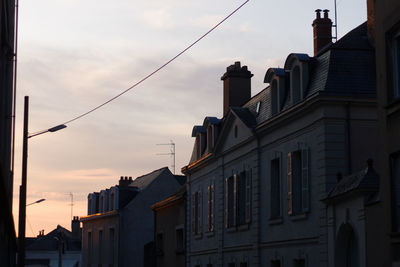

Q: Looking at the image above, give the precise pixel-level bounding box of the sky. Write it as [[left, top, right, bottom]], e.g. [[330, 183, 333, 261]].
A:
[[12, 0, 368, 236]]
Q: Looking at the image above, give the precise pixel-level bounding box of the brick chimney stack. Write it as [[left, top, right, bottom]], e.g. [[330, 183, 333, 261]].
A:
[[366, 0, 375, 44], [312, 9, 333, 55], [71, 216, 80, 239], [119, 176, 132, 187], [221, 61, 253, 117]]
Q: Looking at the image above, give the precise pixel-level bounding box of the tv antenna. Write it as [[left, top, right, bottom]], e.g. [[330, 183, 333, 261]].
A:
[[333, 0, 338, 41], [67, 192, 74, 221], [156, 140, 176, 174]]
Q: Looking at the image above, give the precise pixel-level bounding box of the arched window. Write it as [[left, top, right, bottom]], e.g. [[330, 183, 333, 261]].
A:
[[271, 80, 278, 115], [292, 66, 301, 104]]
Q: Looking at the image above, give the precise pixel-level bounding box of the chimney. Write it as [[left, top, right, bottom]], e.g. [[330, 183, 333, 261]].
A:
[[119, 176, 131, 187], [312, 9, 333, 55], [221, 61, 253, 116], [366, 0, 375, 44], [71, 216, 80, 238]]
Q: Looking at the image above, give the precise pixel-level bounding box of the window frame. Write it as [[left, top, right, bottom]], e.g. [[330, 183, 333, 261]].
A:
[[387, 23, 400, 103], [287, 147, 310, 217]]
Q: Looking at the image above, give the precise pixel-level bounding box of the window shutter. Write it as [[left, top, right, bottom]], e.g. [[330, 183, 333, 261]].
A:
[[245, 169, 252, 223], [191, 193, 196, 234], [287, 152, 293, 215], [301, 148, 310, 212], [225, 177, 229, 229], [233, 174, 238, 226], [210, 183, 215, 232], [198, 190, 202, 234]]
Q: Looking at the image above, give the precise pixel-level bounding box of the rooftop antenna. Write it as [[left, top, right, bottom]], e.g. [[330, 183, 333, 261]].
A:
[[156, 140, 176, 174], [333, 0, 338, 41], [68, 192, 74, 221]]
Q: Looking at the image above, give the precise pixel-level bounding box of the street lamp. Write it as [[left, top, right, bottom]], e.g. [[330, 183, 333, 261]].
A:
[[26, 198, 46, 206], [17, 96, 66, 267]]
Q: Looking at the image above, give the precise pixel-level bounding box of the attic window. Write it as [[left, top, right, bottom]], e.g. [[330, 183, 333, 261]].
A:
[[234, 125, 238, 138], [291, 66, 301, 104], [271, 80, 278, 115], [255, 101, 261, 115]]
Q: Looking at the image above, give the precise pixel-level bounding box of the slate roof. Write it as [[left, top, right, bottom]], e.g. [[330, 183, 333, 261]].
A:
[[186, 21, 376, 166], [26, 225, 81, 251], [130, 167, 184, 190], [324, 160, 379, 202], [230, 107, 257, 129]]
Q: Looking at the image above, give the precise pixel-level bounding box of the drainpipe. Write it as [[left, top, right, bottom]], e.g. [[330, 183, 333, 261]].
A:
[[346, 103, 352, 175]]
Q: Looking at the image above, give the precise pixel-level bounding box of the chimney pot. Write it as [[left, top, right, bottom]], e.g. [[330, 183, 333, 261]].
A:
[[323, 9, 329, 18], [367, 159, 373, 169], [315, 9, 322, 18]]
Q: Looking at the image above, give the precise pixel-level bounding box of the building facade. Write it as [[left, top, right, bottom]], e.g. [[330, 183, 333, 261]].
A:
[[373, 0, 400, 265], [183, 10, 378, 267], [0, 0, 16, 265], [151, 185, 186, 267], [81, 167, 185, 267], [25, 219, 82, 267]]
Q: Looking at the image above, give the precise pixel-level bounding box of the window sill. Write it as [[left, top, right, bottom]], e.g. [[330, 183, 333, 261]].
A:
[[289, 213, 308, 221], [194, 233, 202, 240], [205, 231, 215, 237], [385, 97, 400, 116], [226, 227, 236, 233], [268, 217, 283, 225], [238, 224, 249, 231]]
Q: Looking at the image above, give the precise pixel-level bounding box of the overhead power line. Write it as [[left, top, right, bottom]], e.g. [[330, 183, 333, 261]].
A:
[[31, 0, 250, 135]]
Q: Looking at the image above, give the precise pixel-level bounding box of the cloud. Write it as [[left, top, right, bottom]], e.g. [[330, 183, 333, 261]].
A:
[[189, 14, 224, 28], [138, 8, 176, 30]]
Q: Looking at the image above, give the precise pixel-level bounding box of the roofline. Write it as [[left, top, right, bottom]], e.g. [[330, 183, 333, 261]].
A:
[[80, 210, 119, 222]]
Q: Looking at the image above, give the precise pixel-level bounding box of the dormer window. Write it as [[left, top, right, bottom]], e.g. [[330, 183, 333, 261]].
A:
[[284, 53, 310, 105], [271, 80, 278, 115], [207, 126, 213, 152], [291, 66, 301, 104]]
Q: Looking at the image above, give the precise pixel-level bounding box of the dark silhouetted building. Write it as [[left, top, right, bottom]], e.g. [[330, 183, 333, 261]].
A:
[[0, 0, 16, 265], [182, 9, 378, 267], [25, 220, 82, 267], [151, 185, 186, 267], [81, 167, 185, 267]]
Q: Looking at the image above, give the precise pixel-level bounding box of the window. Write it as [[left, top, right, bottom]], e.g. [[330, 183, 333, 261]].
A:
[[176, 228, 184, 253], [88, 232, 93, 265], [226, 175, 236, 228], [100, 196, 104, 213], [192, 190, 202, 235], [110, 192, 114, 210], [156, 232, 164, 256], [207, 126, 213, 151], [391, 30, 400, 99], [225, 170, 252, 229], [109, 228, 115, 265], [287, 148, 310, 215], [391, 153, 400, 232], [99, 230, 103, 264], [207, 183, 215, 232], [270, 158, 281, 219], [234, 125, 238, 138], [271, 80, 278, 115], [291, 66, 301, 104], [88, 199, 92, 215], [240, 263, 248, 267], [229, 263, 236, 267]]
